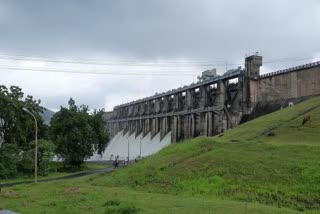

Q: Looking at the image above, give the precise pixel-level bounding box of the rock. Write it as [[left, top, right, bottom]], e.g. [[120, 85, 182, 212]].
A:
[[302, 115, 311, 126]]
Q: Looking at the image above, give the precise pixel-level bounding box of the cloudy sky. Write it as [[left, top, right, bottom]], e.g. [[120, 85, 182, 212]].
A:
[[1, 0, 320, 111]]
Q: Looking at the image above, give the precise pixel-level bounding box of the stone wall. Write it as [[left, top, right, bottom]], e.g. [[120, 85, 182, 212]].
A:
[[257, 63, 320, 102]]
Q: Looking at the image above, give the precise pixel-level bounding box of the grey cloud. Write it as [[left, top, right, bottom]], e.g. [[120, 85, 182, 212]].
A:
[[0, 0, 319, 110], [1, 0, 319, 60]]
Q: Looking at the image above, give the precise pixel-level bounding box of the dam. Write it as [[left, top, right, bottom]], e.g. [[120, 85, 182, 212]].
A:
[[94, 55, 320, 160]]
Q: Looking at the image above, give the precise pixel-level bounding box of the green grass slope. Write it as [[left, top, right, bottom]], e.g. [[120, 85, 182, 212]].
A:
[[0, 179, 300, 214], [93, 97, 320, 212], [223, 97, 320, 144]]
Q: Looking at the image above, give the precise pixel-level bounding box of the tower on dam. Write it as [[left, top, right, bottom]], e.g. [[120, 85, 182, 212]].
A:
[[100, 54, 320, 160]]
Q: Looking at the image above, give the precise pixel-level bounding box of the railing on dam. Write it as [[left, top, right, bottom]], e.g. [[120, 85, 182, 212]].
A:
[[260, 61, 320, 79]]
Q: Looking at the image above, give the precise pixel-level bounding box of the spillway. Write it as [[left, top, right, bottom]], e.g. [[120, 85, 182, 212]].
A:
[[89, 131, 171, 161]]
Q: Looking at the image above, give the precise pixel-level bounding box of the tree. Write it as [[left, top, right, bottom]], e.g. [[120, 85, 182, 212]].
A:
[[50, 98, 109, 168], [0, 85, 47, 149], [91, 109, 110, 155], [0, 85, 48, 178]]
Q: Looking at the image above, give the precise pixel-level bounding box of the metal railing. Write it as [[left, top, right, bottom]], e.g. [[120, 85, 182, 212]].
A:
[[260, 61, 320, 79]]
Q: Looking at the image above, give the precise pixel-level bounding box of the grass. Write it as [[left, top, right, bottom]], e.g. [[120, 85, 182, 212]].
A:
[[94, 140, 320, 212], [1, 97, 320, 213], [92, 97, 320, 212], [0, 162, 110, 184], [221, 96, 320, 144], [0, 177, 300, 214]]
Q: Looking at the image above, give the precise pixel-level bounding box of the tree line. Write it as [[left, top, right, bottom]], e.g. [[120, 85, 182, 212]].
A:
[[0, 85, 109, 179]]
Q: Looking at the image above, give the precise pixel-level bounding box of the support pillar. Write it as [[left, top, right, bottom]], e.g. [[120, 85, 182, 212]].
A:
[[160, 117, 169, 140], [199, 86, 209, 108], [202, 113, 208, 136], [171, 116, 178, 143], [123, 121, 129, 135], [173, 93, 182, 111], [186, 90, 194, 110], [135, 120, 143, 137], [162, 96, 170, 113], [195, 113, 201, 137], [188, 114, 195, 138], [155, 98, 161, 113], [151, 118, 160, 139], [207, 112, 213, 136], [129, 121, 135, 136], [143, 119, 151, 137]]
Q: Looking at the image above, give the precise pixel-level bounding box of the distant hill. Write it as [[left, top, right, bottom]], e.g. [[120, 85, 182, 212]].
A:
[[41, 108, 55, 125]]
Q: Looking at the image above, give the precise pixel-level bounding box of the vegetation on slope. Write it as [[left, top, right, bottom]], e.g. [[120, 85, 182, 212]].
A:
[[223, 96, 320, 144], [0, 176, 300, 214], [92, 97, 320, 212]]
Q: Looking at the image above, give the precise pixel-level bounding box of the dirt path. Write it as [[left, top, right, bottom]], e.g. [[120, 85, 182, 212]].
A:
[[0, 167, 114, 188]]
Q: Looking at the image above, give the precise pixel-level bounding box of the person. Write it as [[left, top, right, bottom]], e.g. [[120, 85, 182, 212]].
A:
[[124, 157, 128, 166], [113, 155, 119, 168]]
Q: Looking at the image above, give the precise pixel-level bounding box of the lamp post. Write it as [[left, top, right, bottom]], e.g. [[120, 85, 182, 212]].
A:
[[126, 136, 130, 163], [22, 108, 38, 183], [139, 136, 142, 158]]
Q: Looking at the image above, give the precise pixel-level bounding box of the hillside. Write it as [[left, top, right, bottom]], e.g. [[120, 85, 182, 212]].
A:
[[41, 108, 55, 125], [93, 97, 320, 212]]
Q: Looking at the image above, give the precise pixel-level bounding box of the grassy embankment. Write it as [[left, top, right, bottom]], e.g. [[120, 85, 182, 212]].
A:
[[1, 97, 320, 214]]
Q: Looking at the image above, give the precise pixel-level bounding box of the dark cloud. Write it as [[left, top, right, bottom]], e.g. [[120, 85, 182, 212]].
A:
[[0, 0, 319, 110], [1, 0, 319, 59]]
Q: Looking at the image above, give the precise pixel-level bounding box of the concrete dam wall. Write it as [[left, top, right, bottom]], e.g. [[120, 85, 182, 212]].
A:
[[101, 55, 320, 160], [258, 63, 320, 102]]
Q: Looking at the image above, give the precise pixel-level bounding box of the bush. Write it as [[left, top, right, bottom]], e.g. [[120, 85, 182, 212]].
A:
[[17, 140, 56, 176], [38, 140, 56, 176], [104, 200, 140, 214], [18, 149, 34, 175], [0, 144, 20, 178]]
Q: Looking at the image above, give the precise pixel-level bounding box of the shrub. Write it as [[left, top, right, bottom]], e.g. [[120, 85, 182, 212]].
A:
[[0, 144, 19, 178], [17, 140, 56, 176], [104, 200, 140, 214]]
